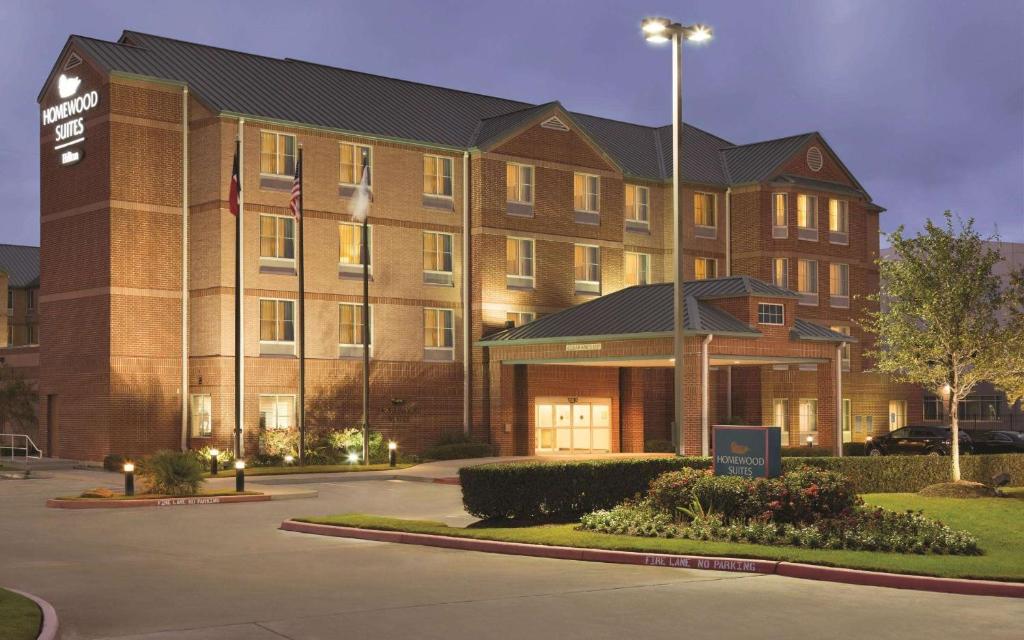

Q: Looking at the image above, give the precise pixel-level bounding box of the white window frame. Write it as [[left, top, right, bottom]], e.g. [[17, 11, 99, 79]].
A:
[[506, 163, 534, 205], [259, 297, 296, 346], [506, 311, 536, 327], [259, 394, 296, 431], [694, 257, 717, 281], [829, 198, 849, 236], [259, 130, 297, 177], [771, 257, 789, 289], [797, 259, 818, 305], [27, 289, 35, 312], [423, 231, 454, 276], [772, 192, 788, 238], [506, 236, 536, 287], [574, 244, 601, 291], [830, 262, 850, 308], [259, 214, 296, 265], [797, 194, 818, 229], [842, 399, 853, 443], [773, 398, 789, 444], [799, 398, 818, 435], [339, 222, 373, 274], [424, 307, 455, 353], [830, 325, 852, 371], [190, 393, 212, 437], [624, 251, 651, 286], [757, 303, 785, 326], [339, 302, 374, 349], [423, 155, 454, 197], [694, 191, 717, 229], [573, 173, 600, 213], [625, 184, 650, 225], [340, 142, 373, 186]]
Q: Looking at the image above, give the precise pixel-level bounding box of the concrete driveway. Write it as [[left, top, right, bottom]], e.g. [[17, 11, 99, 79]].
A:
[[1, 467, 1021, 640]]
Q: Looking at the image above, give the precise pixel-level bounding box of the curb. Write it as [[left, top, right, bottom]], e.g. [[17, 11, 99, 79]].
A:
[[279, 520, 1024, 599], [6, 587, 59, 640], [47, 494, 272, 509]]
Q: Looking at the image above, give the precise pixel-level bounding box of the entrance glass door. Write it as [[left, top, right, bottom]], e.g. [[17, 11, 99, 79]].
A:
[[535, 398, 611, 453]]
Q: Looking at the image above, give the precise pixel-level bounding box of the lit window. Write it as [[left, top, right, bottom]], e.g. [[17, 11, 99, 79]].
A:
[[259, 299, 295, 343], [694, 192, 716, 227], [842, 399, 852, 443], [340, 143, 372, 186], [773, 398, 789, 443], [694, 257, 717, 280], [339, 303, 372, 346], [423, 232, 453, 274], [758, 303, 784, 325], [797, 194, 817, 229], [506, 163, 534, 204], [190, 394, 212, 437], [260, 131, 296, 176], [424, 308, 454, 349], [259, 215, 295, 260], [799, 398, 818, 433], [573, 173, 600, 212], [797, 259, 818, 299], [771, 257, 789, 289], [625, 185, 649, 224], [574, 245, 600, 288], [830, 325, 852, 370], [830, 263, 850, 301], [259, 394, 295, 430], [829, 199, 848, 233], [423, 155, 453, 196], [625, 252, 651, 286], [339, 223, 371, 269], [506, 237, 535, 283], [772, 193, 788, 228], [506, 311, 536, 327]]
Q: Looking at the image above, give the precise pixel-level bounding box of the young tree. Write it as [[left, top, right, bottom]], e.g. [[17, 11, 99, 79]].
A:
[[0, 364, 37, 434], [862, 212, 1024, 482]]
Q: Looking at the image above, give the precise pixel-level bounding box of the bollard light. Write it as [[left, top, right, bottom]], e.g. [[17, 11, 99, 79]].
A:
[[347, 451, 360, 464], [235, 459, 246, 492], [210, 448, 220, 476], [806, 436, 814, 447], [123, 462, 135, 497], [388, 441, 398, 468], [284, 454, 295, 465]]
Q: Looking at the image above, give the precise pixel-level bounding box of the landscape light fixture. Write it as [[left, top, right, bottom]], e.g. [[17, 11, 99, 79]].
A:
[[807, 436, 814, 447], [638, 14, 713, 456], [210, 448, 220, 476], [123, 461, 135, 497], [234, 459, 246, 492], [284, 454, 295, 465], [388, 441, 398, 468], [347, 451, 360, 464]]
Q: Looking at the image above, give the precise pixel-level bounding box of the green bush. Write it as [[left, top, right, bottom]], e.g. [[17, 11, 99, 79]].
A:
[[644, 439, 676, 453], [690, 474, 751, 521], [648, 467, 706, 513], [102, 453, 125, 472], [422, 441, 493, 461], [843, 442, 867, 457], [781, 445, 834, 457], [139, 450, 204, 496], [782, 454, 1024, 493], [459, 457, 711, 520], [750, 467, 860, 524]]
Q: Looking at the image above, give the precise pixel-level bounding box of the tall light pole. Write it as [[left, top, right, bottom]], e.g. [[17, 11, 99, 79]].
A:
[[641, 17, 713, 455]]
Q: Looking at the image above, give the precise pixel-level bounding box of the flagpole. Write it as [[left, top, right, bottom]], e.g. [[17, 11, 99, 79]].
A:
[[297, 147, 306, 466], [234, 126, 244, 459], [361, 215, 370, 465]]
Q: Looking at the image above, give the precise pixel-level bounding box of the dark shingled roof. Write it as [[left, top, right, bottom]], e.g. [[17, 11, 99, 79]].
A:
[[0, 244, 40, 288], [791, 319, 857, 343]]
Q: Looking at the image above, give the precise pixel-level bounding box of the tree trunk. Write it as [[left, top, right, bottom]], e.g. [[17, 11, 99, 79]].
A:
[[950, 392, 961, 482]]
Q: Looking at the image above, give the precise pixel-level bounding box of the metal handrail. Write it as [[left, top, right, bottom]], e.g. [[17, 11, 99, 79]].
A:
[[1, 433, 42, 460]]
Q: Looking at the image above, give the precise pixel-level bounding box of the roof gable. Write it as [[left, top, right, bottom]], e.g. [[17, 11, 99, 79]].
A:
[[0, 245, 41, 288]]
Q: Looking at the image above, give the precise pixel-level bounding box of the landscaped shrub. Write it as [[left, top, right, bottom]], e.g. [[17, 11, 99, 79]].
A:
[[644, 439, 676, 453], [102, 453, 125, 472], [188, 445, 233, 469], [139, 450, 204, 496], [782, 454, 1024, 493], [459, 457, 711, 520], [843, 442, 867, 457], [690, 474, 753, 521], [422, 441, 493, 461], [648, 467, 706, 513], [781, 445, 834, 457], [749, 467, 860, 524]]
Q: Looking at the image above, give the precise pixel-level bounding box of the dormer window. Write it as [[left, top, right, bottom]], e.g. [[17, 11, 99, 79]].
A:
[[758, 303, 785, 326]]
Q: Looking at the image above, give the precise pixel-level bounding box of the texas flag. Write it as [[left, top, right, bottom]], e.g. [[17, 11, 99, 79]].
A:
[[229, 142, 241, 216]]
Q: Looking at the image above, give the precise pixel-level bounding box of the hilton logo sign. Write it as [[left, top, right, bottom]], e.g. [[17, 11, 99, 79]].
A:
[[712, 425, 781, 478], [41, 73, 99, 166]]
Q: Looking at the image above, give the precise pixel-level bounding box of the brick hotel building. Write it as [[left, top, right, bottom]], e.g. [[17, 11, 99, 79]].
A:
[[32, 31, 922, 461]]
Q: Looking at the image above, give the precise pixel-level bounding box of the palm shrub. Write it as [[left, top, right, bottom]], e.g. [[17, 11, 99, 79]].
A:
[[139, 450, 204, 496]]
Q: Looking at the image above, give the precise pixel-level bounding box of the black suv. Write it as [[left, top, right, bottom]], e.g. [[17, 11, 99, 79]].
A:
[[865, 425, 972, 456]]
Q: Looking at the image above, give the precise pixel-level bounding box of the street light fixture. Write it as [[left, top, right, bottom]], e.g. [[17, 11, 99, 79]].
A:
[[640, 16, 714, 456]]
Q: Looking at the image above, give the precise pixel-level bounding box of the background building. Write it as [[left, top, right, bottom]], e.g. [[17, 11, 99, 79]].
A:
[[0, 244, 40, 440], [33, 31, 919, 460]]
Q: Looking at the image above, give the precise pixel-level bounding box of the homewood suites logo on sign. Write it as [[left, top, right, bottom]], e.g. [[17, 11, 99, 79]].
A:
[[712, 426, 781, 478]]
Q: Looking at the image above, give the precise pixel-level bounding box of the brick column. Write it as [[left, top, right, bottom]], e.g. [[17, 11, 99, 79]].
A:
[[817, 358, 838, 452], [619, 368, 645, 453]]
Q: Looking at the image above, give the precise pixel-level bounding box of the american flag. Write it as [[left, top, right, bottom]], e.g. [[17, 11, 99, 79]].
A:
[[290, 153, 302, 218], [228, 142, 241, 216]]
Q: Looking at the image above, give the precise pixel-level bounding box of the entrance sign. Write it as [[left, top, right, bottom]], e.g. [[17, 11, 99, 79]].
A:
[[41, 74, 100, 165], [712, 425, 781, 478]]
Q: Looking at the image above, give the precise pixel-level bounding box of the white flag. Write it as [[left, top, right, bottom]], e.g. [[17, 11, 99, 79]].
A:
[[349, 165, 370, 222]]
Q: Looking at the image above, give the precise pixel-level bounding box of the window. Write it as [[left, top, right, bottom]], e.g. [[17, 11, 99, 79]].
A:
[[190, 394, 212, 437], [830, 325, 852, 370], [506, 163, 534, 204], [574, 244, 600, 293], [797, 194, 817, 228], [260, 131, 296, 176], [758, 303, 785, 325], [506, 311, 536, 327], [842, 399, 852, 443], [771, 257, 789, 289], [340, 143, 372, 186], [506, 237, 535, 287], [625, 185, 650, 225], [830, 263, 849, 307], [773, 398, 789, 444], [27, 290, 35, 312], [829, 199, 848, 234], [339, 303, 372, 346], [259, 215, 295, 261], [423, 155, 453, 197], [694, 192, 716, 227], [888, 400, 907, 431], [923, 394, 943, 421], [6, 289, 12, 312], [624, 252, 651, 286], [424, 308, 454, 352], [573, 173, 599, 212], [423, 232, 453, 283], [958, 395, 1003, 421], [694, 257, 717, 280], [259, 394, 295, 430], [799, 399, 818, 434], [339, 223, 371, 273], [6, 325, 11, 346], [797, 259, 818, 304], [772, 193, 788, 230], [27, 325, 37, 345], [259, 299, 295, 343]]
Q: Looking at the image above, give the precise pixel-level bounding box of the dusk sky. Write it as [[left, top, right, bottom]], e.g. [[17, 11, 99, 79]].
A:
[[1, 0, 1021, 246]]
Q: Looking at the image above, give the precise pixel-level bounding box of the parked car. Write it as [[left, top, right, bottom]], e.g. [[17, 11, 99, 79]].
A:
[[865, 425, 973, 456], [967, 430, 1024, 454]]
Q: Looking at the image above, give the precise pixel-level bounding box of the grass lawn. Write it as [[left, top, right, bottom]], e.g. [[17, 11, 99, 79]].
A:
[[298, 488, 1024, 581], [0, 588, 41, 640], [202, 462, 414, 478], [55, 489, 262, 501]]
